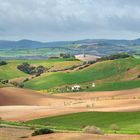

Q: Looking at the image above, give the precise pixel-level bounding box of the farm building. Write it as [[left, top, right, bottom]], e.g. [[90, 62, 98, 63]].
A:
[[92, 83, 96, 87], [75, 54, 100, 62], [71, 85, 81, 91]]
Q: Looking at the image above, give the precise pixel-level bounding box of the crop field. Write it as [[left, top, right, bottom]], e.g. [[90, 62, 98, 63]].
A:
[[0, 58, 82, 80], [27, 111, 140, 134], [86, 80, 140, 91], [0, 62, 28, 80], [24, 57, 140, 91], [1, 57, 140, 92]]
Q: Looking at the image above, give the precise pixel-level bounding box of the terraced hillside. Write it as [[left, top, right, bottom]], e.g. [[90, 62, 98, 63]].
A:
[[24, 57, 140, 91]]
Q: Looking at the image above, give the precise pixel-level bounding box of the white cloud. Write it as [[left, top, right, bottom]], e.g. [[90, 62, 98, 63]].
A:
[[0, 0, 140, 41]]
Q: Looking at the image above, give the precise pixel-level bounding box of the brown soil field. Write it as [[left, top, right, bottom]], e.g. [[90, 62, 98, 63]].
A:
[[0, 87, 140, 121], [0, 87, 48, 106], [29, 133, 140, 140], [0, 127, 32, 140], [0, 87, 68, 106], [0, 128, 140, 140]]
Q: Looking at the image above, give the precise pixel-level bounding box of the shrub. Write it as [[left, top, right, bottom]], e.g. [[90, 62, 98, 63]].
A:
[[36, 65, 46, 75], [97, 53, 131, 62], [23, 78, 29, 82], [18, 83, 24, 88], [32, 128, 54, 136], [0, 61, 7, 66], [110, 124, 120, 133], [1, 79, 8, 84], [87, 61, 96, 64], [60, 53, 71, 58], [83, 125, 104, 135], [10, 81, 19, 86], [35, 73, 41, 77], [10, 81, 24, 88], [137, 74, 140, 78]]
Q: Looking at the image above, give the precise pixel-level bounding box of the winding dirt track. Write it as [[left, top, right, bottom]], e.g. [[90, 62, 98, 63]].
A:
[[0, 87, 140, 121]]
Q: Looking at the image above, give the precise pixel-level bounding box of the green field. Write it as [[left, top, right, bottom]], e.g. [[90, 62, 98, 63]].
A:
[[0, 48, 74, 57], [0, 58, 81, 80], [24, 57, 140, 91], [27, 112, 140, 134], [86, 80, 140, 91], [1, 57, 140, 92], [0, 62, 28, 80]]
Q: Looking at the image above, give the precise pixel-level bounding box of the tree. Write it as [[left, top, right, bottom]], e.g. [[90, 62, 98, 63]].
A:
[[0, 61, 7, 66], [36, 65, 46, 75], [17, 63, 46, 75], [60, 53, 71, 58], [97, 53, 131, 62], [137, 74, 140, 78]]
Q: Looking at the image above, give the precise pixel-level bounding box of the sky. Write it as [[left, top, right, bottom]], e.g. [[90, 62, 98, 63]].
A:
[[0, 0, 140, 41]]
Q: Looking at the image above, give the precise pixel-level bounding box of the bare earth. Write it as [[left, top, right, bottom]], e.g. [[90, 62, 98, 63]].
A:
[[29, 133, 140, 140], [0, 87, 140, 121], [0, 87, 140, 140], [0, 128, 140, 140], [0, 127, 32, 140], [75, 54, 100, 62]]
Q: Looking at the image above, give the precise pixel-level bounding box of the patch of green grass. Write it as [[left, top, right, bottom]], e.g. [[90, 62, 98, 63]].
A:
[[0, 47, 78, 57], [0, 62, 28, 80], [86, 80, 140, 91], [0, 58, 81, 80], [27, 112, 140, 134], [24, 57, 140, 90]]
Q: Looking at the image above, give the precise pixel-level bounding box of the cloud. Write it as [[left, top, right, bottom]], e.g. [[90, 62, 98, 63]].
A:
[[0, 0, 140, 41]]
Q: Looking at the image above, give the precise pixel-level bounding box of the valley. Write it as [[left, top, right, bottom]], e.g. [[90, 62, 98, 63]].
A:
[[0, 55, 140, 140]]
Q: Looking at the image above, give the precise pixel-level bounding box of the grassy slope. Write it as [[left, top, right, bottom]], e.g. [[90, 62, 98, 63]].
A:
[[24, 57, 140, 90], [27, 112, 140, 134], [0, 58, 81, 80], [86, 80, 140, 91], [0, 62, 28, 80]]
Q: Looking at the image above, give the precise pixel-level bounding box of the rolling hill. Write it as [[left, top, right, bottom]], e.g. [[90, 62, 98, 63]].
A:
[[1, 87, 140, 122], [0, 58, 82, 80], [0, 57, 140, 92], [0, 87, 48, 106], [1, 38, 140, 49], [24, 57, 140, 91], [28, 111, 140, 133], [1, 38, 140, 59]]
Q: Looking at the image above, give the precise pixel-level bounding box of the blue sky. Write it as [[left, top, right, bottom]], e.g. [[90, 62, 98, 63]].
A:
[[0, 0, 140, 41]]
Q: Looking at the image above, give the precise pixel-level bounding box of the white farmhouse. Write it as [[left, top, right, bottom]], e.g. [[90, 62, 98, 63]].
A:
[[71, 85, 81, 91], [92, 83, 96, 88]]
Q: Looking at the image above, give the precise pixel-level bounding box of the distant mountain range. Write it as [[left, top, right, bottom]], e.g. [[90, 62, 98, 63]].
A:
[[1, 38, 140, 49], [0, 38, 140, 59], [0, 39, 72, 49]]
